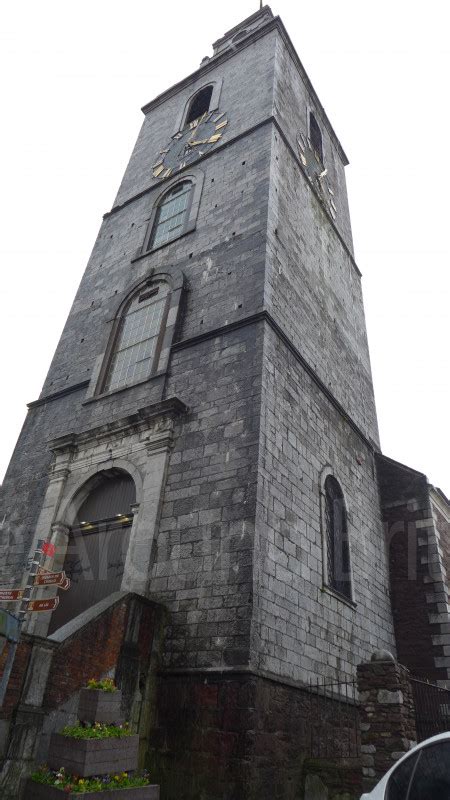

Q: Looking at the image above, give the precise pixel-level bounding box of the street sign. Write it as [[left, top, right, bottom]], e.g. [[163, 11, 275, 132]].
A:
[[27, 597, 60, 613], [1, 539, 59, 708], [34, 570, 69, 589], [0, 589, 24, 602]]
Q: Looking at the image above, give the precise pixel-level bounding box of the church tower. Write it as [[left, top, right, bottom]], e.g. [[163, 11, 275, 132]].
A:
[[1, 7, 398, 797]]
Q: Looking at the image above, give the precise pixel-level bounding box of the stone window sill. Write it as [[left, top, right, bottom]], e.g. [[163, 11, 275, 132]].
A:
[[321, 584, 357, 610], [82, 370, 166, 405], [131, 223, 195, 264]]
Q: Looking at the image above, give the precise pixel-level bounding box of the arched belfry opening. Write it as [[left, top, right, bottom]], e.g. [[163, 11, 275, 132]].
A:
[[185, 85, 213, 126], [309, 111, 323, 163], [48, 471, 136, 633]]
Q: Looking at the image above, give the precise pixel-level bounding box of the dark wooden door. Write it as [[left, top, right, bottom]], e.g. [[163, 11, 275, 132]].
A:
[[48, 474, 135, 634]]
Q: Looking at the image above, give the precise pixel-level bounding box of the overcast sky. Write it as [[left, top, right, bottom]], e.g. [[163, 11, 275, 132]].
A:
[[1, 0, 448, 495]]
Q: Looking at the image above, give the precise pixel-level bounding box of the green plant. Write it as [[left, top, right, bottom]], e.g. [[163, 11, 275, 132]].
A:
[[31, 766, 152, 793], [86, 677, 117, 692], [61, 722, 132, 740]]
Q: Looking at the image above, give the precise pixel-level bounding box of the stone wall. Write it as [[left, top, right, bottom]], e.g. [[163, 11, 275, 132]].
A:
[[253, 324, 395, 683], [357, 654, 416, 792], [272, 20, 353, 252], [266, 120, 378, 444], [0, 7, 397, 684], [148, 669, 362, 800]]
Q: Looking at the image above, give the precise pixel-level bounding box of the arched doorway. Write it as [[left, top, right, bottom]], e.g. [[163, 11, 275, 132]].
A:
[[48, 471, 136, 633]]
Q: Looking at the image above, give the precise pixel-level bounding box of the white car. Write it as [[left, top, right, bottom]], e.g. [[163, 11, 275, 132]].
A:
[[361, 732, 450, 799]]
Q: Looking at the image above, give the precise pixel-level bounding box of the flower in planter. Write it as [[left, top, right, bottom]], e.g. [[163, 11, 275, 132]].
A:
[[31, 765, 153, 792], [61, 721, 132, 739], [55, 767, 66, 785], [86, 677, 117, 692]]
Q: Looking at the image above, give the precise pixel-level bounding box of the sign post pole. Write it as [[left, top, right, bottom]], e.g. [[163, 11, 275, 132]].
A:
[[0, 538, 58, 707], [0, 635, 19, 707]]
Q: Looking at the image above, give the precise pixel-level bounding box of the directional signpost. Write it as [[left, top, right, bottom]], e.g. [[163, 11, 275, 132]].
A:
[[0, 538, 70, 706], [27, 597, 60, 613], [0, 589, 24, 602], [35, 568, 70, 590]]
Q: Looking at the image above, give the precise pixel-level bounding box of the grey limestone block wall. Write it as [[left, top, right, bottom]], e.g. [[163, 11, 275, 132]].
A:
[[148, 322, 264, 668], [266, 125, 379, 446], [0, 8, 395, 686], [37, 125, 271, 402], [272, 26, 353, 253], [252, 324, 396, 682], [0, 111, 272, 587]]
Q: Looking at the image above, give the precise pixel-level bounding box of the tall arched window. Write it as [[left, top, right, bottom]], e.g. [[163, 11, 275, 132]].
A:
[[48, 472, 136, 633], [324, 476, 352, 600], [103, 281, 169, 392], [309, 111, 323, 163], [149, 181, 193, 250], [185, 85, 213, 126]]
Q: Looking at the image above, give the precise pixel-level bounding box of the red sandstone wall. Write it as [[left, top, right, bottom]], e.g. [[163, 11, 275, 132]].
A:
[[0, 639, 33, 720], [433, 498, 450, 590], [384, 500, 443, 679], [44, 600, 128, 709]]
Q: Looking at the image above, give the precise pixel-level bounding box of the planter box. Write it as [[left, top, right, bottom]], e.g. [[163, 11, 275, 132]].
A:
[[78, 688, 123, 724], [24, 781, 160, 800], [48, 733, 139, 777]]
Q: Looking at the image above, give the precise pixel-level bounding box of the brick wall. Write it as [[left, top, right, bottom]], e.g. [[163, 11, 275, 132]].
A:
[[44, 600, 128, 709], [0, 639, 33, 720], [431, 491, 450, 597], [378, 455, 450, 682]]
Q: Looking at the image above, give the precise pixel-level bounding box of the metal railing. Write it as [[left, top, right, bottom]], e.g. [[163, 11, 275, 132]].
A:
[[411, 678, 450, 742], [307, 677, 360, 759]]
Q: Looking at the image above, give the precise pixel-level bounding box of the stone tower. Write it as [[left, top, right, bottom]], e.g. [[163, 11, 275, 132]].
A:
[[0, 7, 398, 797]]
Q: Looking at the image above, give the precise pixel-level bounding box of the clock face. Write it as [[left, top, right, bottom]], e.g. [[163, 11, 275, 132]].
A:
[[152, 111, 229, 180], [296, 132, 337, 221]]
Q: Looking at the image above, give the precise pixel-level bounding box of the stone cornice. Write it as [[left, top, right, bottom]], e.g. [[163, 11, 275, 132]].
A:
[[47, 397, 188, 455], [28, 381, 90, 409]]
